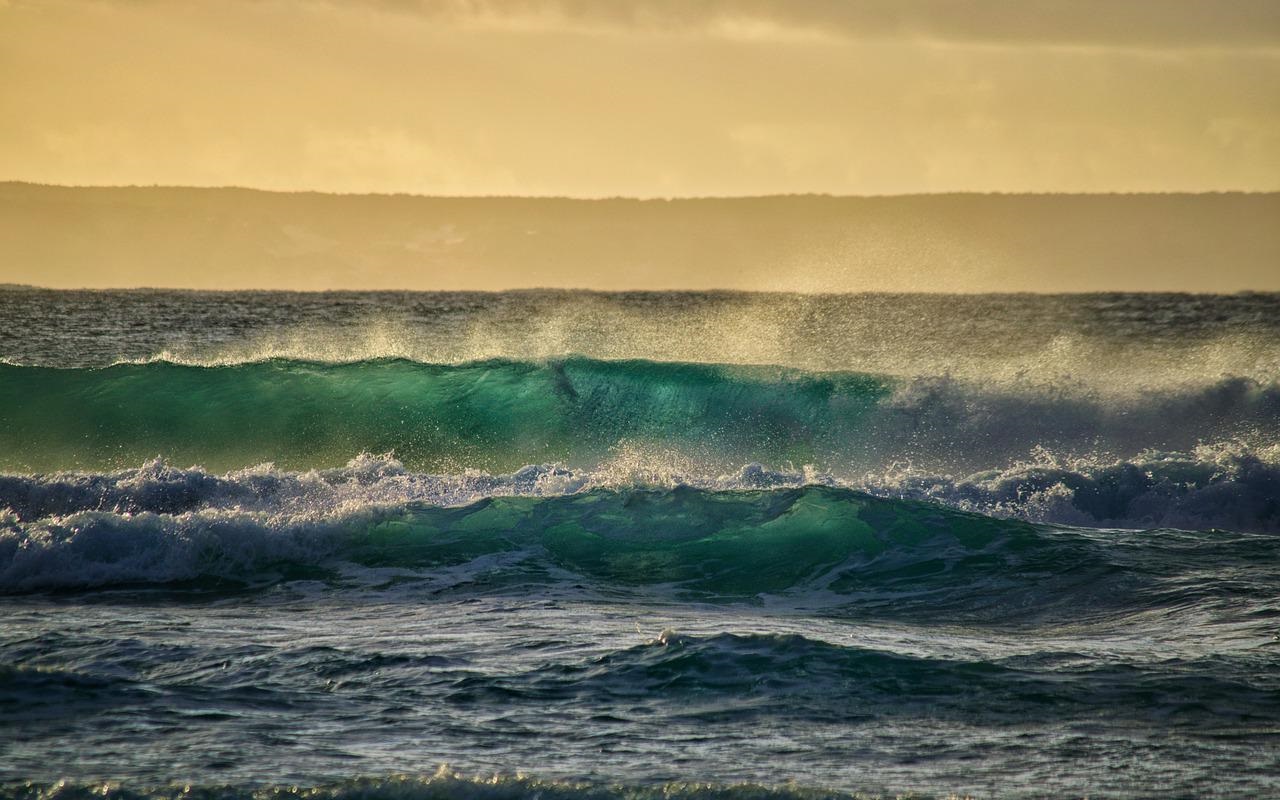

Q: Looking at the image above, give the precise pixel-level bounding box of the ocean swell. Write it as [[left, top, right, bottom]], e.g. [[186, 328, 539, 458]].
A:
[[0, 484, 1083, 603], [3, 444, 1278, 533], [0, 772, 936, 800], [4, 480, 1275, 627], [1, 357, 1276, 474], [449, 630, 1280, 725], [0, 357, 885, 473]]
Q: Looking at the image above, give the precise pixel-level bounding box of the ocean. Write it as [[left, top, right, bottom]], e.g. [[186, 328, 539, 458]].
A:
[[1, 288, 1277, 799]]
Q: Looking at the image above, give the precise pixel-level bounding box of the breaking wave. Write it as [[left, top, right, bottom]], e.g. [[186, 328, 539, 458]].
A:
[[2, 443, 1278, 534], [3, 474, 1276, 626], [0, 356, 1276, 474]]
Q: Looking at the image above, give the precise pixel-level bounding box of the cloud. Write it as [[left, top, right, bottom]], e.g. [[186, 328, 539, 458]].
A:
[[346, 0, 1280, 51], [2, 0, 1277, 196], [17, 0, 1280, 50]]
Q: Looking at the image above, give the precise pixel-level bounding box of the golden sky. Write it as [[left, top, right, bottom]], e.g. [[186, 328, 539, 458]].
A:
[[1, 0, 1278, 197]]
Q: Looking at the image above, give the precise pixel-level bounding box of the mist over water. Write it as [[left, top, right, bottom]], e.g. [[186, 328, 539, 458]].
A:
[[6, 289, 1277, 382], [2, 289, 1279, 799]]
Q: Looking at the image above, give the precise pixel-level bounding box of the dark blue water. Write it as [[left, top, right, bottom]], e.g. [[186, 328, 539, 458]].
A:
[[2, 290, 1278, 799]]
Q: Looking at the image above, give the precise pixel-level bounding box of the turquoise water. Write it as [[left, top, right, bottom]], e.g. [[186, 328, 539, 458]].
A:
[[2, 290, 1278, 798], [0, 358, 888, 473]]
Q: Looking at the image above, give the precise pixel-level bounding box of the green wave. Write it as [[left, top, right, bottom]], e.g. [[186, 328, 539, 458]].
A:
[[7, 483, 1114, 614], [9, 484, 1097, 605], [356, 486, 1064, 602], [0, 357, 889, 473]]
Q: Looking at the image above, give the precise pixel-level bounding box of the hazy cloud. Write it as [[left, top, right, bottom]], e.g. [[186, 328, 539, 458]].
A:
[[349, 0, 1280, 50], [1, 0, 1277, 195]]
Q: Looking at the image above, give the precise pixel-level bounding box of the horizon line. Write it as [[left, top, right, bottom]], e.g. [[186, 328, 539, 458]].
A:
[[3, 283, 1277, 297], [4, 180, 1278, 201]]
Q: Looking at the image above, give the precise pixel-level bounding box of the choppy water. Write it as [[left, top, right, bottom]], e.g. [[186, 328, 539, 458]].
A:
[[2, 289, 1278, 799]]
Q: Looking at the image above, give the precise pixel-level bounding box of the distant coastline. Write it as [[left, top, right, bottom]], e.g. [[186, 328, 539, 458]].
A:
[[5, 180, 1276, 200], [3, 183, 1278, 292]]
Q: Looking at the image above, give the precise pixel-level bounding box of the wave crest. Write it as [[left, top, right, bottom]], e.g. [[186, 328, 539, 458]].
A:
[[1, 357, 1276, 476], [4, 476, 1275, 629], [3, 442, 1278, 533]]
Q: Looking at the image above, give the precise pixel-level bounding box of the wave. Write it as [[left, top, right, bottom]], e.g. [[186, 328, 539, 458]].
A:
[[0, 357, 886, 474], [449, 630, 1280, 725], [0, 665, 155, 723], [3, 443, 1278, 533], [0, 484, 1040, 597], [6, 632, 1273, 744], [4, 481, 1276, 625], [1, 356, 1277, 475], [0, 771, 920, 800], [863, 444, 1280, 533]]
